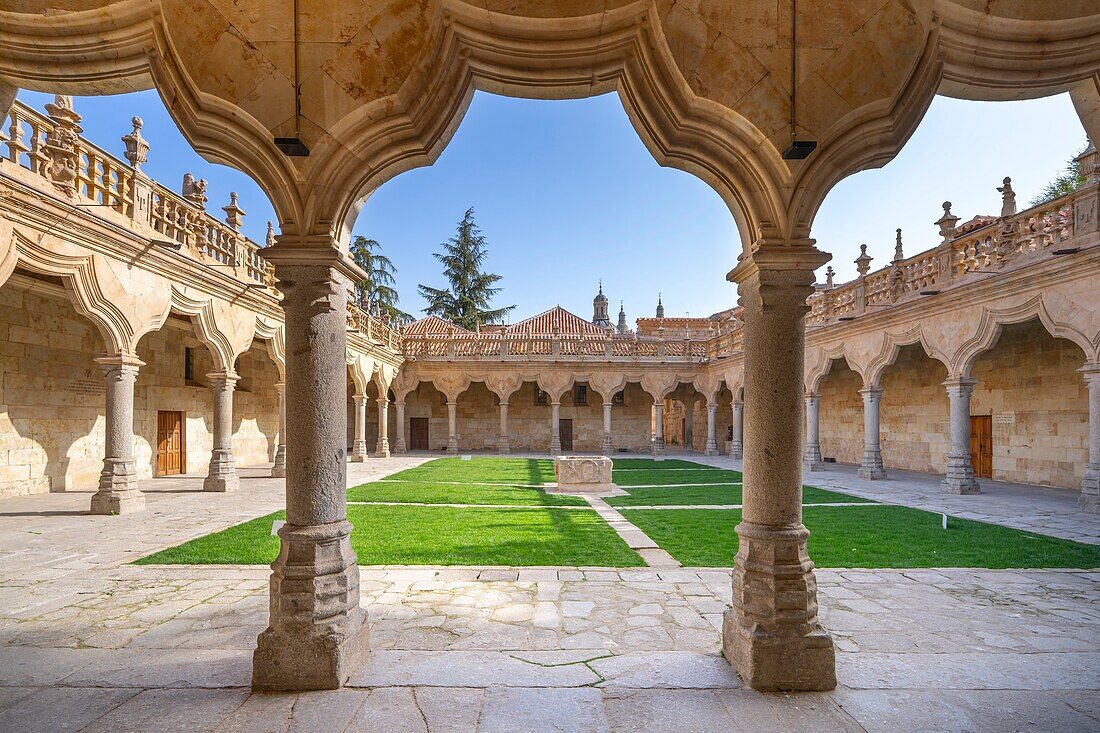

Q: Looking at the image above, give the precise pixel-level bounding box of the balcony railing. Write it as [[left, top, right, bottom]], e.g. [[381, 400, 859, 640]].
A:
[[402, 331, 710, 362]]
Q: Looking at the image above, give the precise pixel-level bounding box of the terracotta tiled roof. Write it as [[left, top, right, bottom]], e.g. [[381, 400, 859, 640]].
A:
[[504, 306, 608, 335], [403, 316, 471, 336]]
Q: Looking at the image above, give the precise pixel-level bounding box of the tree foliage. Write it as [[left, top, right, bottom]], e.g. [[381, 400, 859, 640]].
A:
[[349, 235, 413, 326], [417, 208, 515, 329], [1028, 146, 1088, 208]]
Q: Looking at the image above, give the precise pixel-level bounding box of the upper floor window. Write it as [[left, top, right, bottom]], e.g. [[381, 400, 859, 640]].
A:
[[536, 389, 549, 405], [613, 390, 625, 405], [575, 385, 588, 405], [184, 347, 195, 382]]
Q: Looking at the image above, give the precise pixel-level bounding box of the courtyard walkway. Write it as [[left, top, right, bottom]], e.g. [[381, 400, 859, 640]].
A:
[[0, 460, 1097, 731]]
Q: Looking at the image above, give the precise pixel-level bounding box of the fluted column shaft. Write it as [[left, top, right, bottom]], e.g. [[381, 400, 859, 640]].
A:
[[857, 387, 886, 480], [729, 400, 744, 459], [351, 395, 368, 462], [498, 401, 510, 454], [251, 248, 368, 691], [446, 401, 458, 454], [272, 382, 287, 478], [804, 394, 824, 471], [1079, 366, 1099, 512], [705, 401, 718, 455], [550, 401, 562, 454], [92, 356, 145, 514], [941, 378, 980, 494], [375, 398, 390, 458], [204, 372, 239, 492], [723, 245, 835, 692]]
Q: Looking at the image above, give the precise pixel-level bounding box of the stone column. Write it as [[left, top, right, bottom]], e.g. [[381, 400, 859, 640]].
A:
[[252, 249, 368, 691], [550, 400, 562, 454], [684, 401, 694, 451], [601, 401, 614, 455], [350, 395, 368, 462], [272, 382, 287, 478], [498, 401, 510, 454], [941, 378, 980, 494], [446, 401, 458, 454], [729, 400, 744, 459], [804, 393, 824, 471], [1081, 366, 1100, 512], [91, 355, 145, 514], [204, 372, 239, 492], [723, 244, 835, 692], [375, 398, 390, 458], [705, 401, 718, 456], [857, 387, 886, 479], [653, 401, 665, 456], [393, 401, 407, 454]]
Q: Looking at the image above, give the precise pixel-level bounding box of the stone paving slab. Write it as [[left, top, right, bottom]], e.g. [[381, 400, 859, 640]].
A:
[[0, 456, 1098, 731]]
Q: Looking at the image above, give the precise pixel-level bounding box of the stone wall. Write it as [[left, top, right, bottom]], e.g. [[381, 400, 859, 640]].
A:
[[879, 344, 950, 474], [970, 320, 1089, 489], [818, 359, 865, 465], [0, 281, 280, 498]]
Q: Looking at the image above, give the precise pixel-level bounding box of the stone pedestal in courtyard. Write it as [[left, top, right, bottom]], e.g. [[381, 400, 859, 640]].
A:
[[554, 456, 613, 493]]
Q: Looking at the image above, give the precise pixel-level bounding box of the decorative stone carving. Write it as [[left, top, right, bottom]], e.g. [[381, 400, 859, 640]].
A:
[[182, 172, 208, 208], [998, 176, 1016, 218], [936, 201, 959, 244], [121, 116, 149, 171], [43, 94, 82, 196], [854, 244, 872, 277], [223, 192, 245, 230], [554, 456, 613, 492]]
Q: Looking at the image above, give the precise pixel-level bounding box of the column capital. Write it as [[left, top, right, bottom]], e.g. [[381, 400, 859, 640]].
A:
[[94, 353, 145, 369], [858, 386, 883, 398], [376, 397, 389, 408], [207, 370, 239, 385], [942, 376, 978, 391], [805, 392, 821, 402], [727, 241, 831, 284], [1079, 363, 1100, 381], [499, 400, 509, 408], [353, 393, 368, 406], [264, 237, 368, 284]]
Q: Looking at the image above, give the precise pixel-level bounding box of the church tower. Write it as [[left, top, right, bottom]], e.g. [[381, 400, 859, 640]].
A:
[[617, 301, 628, 334], [655, 293, 665, 318], [592, 281, 612, 328]]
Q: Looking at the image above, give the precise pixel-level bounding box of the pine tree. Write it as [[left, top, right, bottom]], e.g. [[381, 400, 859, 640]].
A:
[[1029, 146, 1087, 208], [418, 208, 515, 329], [349, 235, 413, 326]]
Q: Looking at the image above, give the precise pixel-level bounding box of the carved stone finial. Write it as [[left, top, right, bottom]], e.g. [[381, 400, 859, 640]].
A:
[[42, 94, 83, 196], [182, 173, 208, 208], [266, 221, 276, 247], [1075, 140, 1099, 187], [935, 201, 959, 244], [825, 265, 835, 289], [121, 116, 149, 171], [892, 228, 904, 263], [854, 244, 872, 277], [222, 191, 246, 230], [997, 176, 1016, 217]]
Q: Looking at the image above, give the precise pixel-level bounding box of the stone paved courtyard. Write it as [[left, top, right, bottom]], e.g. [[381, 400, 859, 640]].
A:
[[0, 458, 1098, 732]]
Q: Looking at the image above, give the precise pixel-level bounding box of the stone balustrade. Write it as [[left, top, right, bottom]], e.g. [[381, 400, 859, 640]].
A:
[[1, 97, 400, 355], [402, 330, 710, 362]]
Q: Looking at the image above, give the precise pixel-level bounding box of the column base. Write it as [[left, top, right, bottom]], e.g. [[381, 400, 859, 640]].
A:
[[857, 451, 886, 480], [723, 521, 836, 692], [1078, 468, 1098, 512], [272, 446, 287, 478], [204, 451, 239, 492], [90, 489, 145, 515], [550, 438, 562, 455], [804, 461, 825, 473], [446, 439, 459, 455], [1080, 493, 1099, 513], [350, 440, 368, 462], [375, 439, 390, 459], [394, 439, 407, 454], [705, 440, 718, 456], [729, 443, 743, 460], [941, 476, 981, 494], [252, 520, 370, 691], [601, 435, 613, 456], [497, 436, 510, 455]]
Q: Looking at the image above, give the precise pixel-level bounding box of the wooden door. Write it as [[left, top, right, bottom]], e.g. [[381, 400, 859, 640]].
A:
[[409, 417, 429, 451], [156, 410, 185, 476], [969, 415, 993, 478], [559, 419, 573, 451]]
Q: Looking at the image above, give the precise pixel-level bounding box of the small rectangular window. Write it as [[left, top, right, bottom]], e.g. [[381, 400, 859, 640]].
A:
[[536, 390, 548, 405], [184, 347, 194, 381], [613, 390, 625, 405], [575, 385, 587, 405]]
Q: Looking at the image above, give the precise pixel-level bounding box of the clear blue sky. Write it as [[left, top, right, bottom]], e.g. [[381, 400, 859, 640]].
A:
[[17, 88, 1086, 322]]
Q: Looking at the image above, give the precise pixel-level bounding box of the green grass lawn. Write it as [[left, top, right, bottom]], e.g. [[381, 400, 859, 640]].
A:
[[137, 504, 644, 567], [606, 483, 860, 506], [612, 468, 743, 486], [348, 481, 588, 506], [385, 457, 556, 484], [622, 506, 1100, 568]]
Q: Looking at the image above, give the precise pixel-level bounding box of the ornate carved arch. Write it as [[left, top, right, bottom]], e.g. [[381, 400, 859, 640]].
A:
[[804, 342, 863, 394], [862, 325, 952, 389], [166, 288, 257, 374]]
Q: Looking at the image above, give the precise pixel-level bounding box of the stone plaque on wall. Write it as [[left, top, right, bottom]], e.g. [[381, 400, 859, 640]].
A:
[[993, 413, 1015, 425]]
